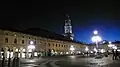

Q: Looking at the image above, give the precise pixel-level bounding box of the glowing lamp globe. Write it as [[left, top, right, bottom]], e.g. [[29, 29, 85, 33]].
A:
[[91, 36, 102, 42], [30, 41, 34, 45], [109, 41, 112, 44], [85, 47, 89, 51], [93, 30, 98, 35], [112, 46, 117, 49]]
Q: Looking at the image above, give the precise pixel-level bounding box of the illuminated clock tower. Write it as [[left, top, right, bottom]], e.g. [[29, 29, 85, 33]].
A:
[[64, 14, 74, 40]]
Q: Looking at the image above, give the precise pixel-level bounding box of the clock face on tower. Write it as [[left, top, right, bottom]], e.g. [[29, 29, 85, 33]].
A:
[[65, 26, 70, 33]]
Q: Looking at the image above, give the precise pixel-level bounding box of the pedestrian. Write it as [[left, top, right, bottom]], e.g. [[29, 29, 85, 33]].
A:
[[86, 51, 88, 56], [115, 50, 118, 60], [112, 49, 115, 60]]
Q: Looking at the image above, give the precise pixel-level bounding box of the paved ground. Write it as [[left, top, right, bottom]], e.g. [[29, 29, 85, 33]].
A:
[[1, 55, 120, 67], [20, 55, 120, 67]]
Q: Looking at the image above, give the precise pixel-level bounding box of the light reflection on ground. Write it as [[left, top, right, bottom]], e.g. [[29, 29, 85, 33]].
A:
[[20, 58, 43, 63], [67, 55, 119, 66], [20, 55, 120, 67], [69, 56, 76, 59]]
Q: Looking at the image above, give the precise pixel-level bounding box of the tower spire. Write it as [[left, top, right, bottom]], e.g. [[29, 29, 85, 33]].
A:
[[63, 14, 74, 40], [66, 14, 70, 19]]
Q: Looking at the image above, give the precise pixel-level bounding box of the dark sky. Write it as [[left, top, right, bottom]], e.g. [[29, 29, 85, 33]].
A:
[[1, 1, 120, 43]]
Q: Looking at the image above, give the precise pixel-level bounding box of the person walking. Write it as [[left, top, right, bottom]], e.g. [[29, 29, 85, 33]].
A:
[[112, 49, 115, 60], [115, 50, 118, 60]]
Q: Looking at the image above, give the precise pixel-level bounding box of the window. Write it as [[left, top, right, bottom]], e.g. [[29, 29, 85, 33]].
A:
[[34, 41, 36, 45], [5, 38, 8, 43], [5, 33, 8, 35], [53, 44, 54, 46], [59, 44, 60, 47], [14, 39, 17, 44], [56, 44, 57, 47], [22, 36, 24, 38], [22, 40, 24, 44], [39, 42, 41, 44], [48, 43, 50, 46], [64, 45, 65, 47], [62, 45, 63, 47]]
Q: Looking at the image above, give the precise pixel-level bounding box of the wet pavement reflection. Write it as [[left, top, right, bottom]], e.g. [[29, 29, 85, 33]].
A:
[[20, 55, 120, 67]]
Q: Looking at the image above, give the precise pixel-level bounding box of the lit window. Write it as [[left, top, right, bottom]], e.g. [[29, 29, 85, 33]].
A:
[[22, 49, 25, 52], [15, 49, 18, 52], [5, 38, 8, 43], [14, 39, 17, 44]]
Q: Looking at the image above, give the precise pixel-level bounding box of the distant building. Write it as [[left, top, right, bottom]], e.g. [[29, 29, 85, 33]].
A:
[[63, 14, 74, 40], [113, 41, 120, 49], [0, 28, 85, 59]]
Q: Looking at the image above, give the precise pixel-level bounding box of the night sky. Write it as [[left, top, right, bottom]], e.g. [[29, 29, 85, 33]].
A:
[[1, 1, 120, 43]]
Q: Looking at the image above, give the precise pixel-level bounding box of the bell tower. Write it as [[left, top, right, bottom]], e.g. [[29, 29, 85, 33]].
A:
[[64, 14, 74, 40]]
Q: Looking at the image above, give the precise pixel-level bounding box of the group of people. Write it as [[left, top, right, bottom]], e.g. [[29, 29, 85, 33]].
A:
[[112, 49, 119, 60]]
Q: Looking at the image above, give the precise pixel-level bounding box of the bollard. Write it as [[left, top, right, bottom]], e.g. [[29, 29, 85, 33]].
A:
[[16, 57, 20, 67], [8, 54, 11, 67], [2, 57, 5, 67], [2, 53, 5, 67], [12, 57, 16, 67]]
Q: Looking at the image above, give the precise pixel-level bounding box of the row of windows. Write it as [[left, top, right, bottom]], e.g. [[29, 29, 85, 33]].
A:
[[5, 38, 37, 44], [5, 38, 69, 48], [48, 43, 66, 48], [5, 38, 25, 44]]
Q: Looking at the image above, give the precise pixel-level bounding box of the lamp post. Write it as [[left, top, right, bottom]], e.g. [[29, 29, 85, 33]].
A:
[[108, 41, 113, 49], [91, 30, 102, 49], [112, 45, 117, 50], [27, 41, 35, 58], [85, 47, 89, 52], [85, 47, 89, 56], [70, 45, 75, 54]]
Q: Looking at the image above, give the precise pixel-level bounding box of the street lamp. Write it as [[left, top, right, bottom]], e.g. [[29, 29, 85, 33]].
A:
[[93, 30, 98, 35], [85, 47, 89, 56], [108, 41, 113, 48], [112, 45, 117, 50], [70, 45, 75, 51], [94, 47, 97, 52], [91, 30, 102, 49], [28, 45, 35, 50], [70, 45, 75, 54], [27, 41, 35, 58], [85, 47, 89, 52]]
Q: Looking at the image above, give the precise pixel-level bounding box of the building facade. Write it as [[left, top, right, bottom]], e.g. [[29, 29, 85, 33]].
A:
[[0, 28, 85, 59]]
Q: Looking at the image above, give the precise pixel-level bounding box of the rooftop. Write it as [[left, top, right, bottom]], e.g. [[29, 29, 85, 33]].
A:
[[0, 27, 84, 44]]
